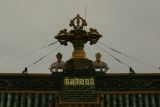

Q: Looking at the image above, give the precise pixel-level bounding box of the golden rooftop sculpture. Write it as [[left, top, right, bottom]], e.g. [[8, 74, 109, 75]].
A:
[[55, 14, 102, 59]]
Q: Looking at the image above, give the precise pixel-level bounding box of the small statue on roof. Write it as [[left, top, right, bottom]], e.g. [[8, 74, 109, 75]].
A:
[[49, 52, 65, 73], [93, 52, 109, 72]]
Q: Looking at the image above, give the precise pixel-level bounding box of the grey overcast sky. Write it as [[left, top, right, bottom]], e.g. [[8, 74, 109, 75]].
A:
[[0, 0, 160, 73]]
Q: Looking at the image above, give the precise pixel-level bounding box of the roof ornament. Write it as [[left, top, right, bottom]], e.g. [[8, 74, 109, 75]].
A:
[[55, 14, 102, 70], [55, 14, 102, 59], [69, 14, 87, 30]]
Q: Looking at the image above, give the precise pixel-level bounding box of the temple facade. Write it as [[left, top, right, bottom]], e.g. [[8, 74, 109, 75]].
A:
[[0, 15, 160, 107], [0, 73, 160, 107]]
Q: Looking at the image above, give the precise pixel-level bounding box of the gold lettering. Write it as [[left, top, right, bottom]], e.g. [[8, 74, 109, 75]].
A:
[[64, 77, 95, 86], [64, 77, 69, 85], [74, 78, 79, 85], [69, 79, 75, 86], [79, 79, 85, 85], [85, 79, 90, 85], [89, 77, 95, 86]]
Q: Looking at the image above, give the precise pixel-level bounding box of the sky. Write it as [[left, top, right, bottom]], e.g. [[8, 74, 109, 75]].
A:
[[0, 0, 160, 73]]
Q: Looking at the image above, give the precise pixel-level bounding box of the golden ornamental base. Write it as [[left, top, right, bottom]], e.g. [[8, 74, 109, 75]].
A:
[[72, 49, 86, 58]]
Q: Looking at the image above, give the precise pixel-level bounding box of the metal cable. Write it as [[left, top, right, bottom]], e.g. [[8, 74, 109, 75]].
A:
[[0, 41, 58, 67], [27, 45, 61, 68], [96, 45, 132, 68], [98, 42, 159, 70]]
